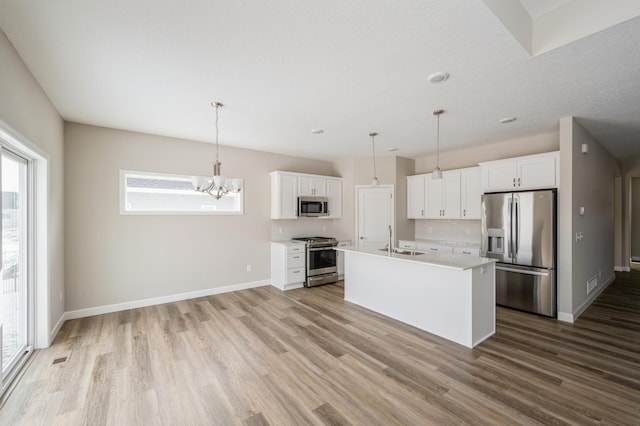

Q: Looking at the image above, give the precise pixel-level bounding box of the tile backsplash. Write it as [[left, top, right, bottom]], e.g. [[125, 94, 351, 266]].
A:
[[414, 219, 481, 243], [271, 218, 335, 241]]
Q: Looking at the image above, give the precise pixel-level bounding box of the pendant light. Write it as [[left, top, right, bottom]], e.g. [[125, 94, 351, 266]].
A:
[[432, 109, 444, 180], [369, 132, 379, 187], [192, 101, 243, 199]]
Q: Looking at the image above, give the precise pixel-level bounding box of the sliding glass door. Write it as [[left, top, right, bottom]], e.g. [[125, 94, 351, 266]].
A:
[[1, 148, 31, 388]]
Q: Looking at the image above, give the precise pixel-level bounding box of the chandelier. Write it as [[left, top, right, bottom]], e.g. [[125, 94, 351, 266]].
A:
[[192, 101, 243, 199]]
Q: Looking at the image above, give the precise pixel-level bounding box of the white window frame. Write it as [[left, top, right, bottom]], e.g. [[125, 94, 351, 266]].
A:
[[119, 170, 244, 215]]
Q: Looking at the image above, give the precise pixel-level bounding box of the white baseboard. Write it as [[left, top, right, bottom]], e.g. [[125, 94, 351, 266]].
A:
[[557, 312, 574, 323], [48, 314, 66, 346], [614, 266, 631, 272], [557, 272, 616, 323], [63, 279, 270, 321]]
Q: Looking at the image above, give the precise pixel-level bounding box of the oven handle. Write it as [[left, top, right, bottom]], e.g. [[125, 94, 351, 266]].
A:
[[308, 246, 338, 251]]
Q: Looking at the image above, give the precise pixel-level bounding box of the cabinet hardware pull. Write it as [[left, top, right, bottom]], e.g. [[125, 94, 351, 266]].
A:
[[517, 177, 521, 186], [513, 178, 516, 187], [463, 209, 466, 216]]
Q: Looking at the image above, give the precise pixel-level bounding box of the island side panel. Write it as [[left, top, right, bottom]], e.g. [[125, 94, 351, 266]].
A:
[[471, 263, 496, 346], [343, 251, 474, 347]]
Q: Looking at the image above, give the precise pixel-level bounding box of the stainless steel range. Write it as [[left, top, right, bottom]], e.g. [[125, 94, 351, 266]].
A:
[[291, 237, 338, 287]]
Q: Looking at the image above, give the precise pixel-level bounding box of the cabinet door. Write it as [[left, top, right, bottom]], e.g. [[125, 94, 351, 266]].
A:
[[482, 161, 518, 192], [453, 247, 480, 256], [416, 242, 454, 253], [442, 172, 461, 218], [271, 172, 298, 219], [461, 168, 481, 219], [298, 177, 326, 196], [406, 175, 426, 219], [325, 178, 342, 218], [426, 175, 444, 218], [427, 172, 460, 218], [517, 155, 557, 189]]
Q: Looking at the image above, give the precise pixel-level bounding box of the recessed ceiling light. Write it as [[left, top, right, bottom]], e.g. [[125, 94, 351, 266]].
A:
[[499, 117, 517, 124], [387, 147, 398, 152], [428, 72, 449, 84], [310, 129, 324, 134]]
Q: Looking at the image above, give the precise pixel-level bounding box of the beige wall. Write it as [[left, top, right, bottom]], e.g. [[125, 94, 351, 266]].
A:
[[0, 29, 65, 343], [558, 117, 620, 319], [64, 123, 336, 311], [414, 132, 559, 174]]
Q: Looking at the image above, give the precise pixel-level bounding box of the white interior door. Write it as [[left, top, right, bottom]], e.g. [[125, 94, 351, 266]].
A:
[[357, 186, 393, 248]]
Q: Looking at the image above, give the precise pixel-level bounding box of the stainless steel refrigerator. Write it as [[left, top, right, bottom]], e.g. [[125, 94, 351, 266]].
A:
[[481, 189, 557, 317]]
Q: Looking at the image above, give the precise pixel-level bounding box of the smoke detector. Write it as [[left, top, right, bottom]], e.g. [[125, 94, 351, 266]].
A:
[[428, 72, 449, 83]]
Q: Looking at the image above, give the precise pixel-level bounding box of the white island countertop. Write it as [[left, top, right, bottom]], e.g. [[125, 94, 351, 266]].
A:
[[334, 245, 495, 271]]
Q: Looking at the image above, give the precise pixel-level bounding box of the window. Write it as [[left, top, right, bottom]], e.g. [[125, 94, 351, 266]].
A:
[[120, 170, 243, 214]]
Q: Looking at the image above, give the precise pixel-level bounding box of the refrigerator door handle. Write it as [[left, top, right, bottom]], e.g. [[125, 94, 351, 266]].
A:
[[514, 196, 520, 257], [508, 197, 515, 260], [496, 265, 550, 276]]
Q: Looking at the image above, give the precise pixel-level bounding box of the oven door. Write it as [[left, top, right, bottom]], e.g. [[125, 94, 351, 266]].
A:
[[307, 246, 337, 276]]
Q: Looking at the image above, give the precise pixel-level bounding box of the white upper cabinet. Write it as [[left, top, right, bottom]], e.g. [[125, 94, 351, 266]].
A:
[[460, 167, 481, 219], [479, 151, 559, 192], [407, 174, 427, 219], [298, 176, 327, 196], [325, 178, 342, 219], [271, 171, 298, 219], [427, 171, 461, 219], [271, 171, 342, 219]]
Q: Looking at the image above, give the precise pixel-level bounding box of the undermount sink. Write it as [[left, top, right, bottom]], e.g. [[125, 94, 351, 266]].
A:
[[377, 248, 425, 256]]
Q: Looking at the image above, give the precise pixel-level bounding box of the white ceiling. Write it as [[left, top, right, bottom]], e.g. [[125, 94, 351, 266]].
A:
[[0, 0, 639, 162], [519, 0, 571, 19]]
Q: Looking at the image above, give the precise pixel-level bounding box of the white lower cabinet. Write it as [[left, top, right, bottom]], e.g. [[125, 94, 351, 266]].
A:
[[271, 242, 306, 290], [416, 242, 454, 254], [453, 247, 480, 256], [398, 240, 417, 250]]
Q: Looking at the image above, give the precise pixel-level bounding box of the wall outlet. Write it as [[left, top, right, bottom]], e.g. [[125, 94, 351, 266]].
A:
[[278, 226, 283, 234], [246, 265, 252, 272]]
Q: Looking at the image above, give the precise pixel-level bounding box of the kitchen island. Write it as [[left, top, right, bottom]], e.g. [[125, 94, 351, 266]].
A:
[[335, 246, 496, 348]]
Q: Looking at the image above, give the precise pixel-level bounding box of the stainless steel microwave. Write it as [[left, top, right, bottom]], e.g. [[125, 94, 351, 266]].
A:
[[298, 196, 329, 217]]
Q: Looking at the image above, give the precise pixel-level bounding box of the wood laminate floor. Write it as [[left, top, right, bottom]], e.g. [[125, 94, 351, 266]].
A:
[[1, 273, 640, 425]]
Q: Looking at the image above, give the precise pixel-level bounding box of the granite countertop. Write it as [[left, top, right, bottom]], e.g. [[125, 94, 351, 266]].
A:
[[335, 245, 495, 271], [271, 240, 306, 246]]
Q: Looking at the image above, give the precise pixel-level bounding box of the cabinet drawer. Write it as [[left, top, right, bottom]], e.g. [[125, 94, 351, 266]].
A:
[[398, 240, 417, 249], [287, 253, 305, 268], [416, 243, 454, 253], [287, 245, 305, 254], [287, 267, 305, 283], [453, 247, 480, 256]]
